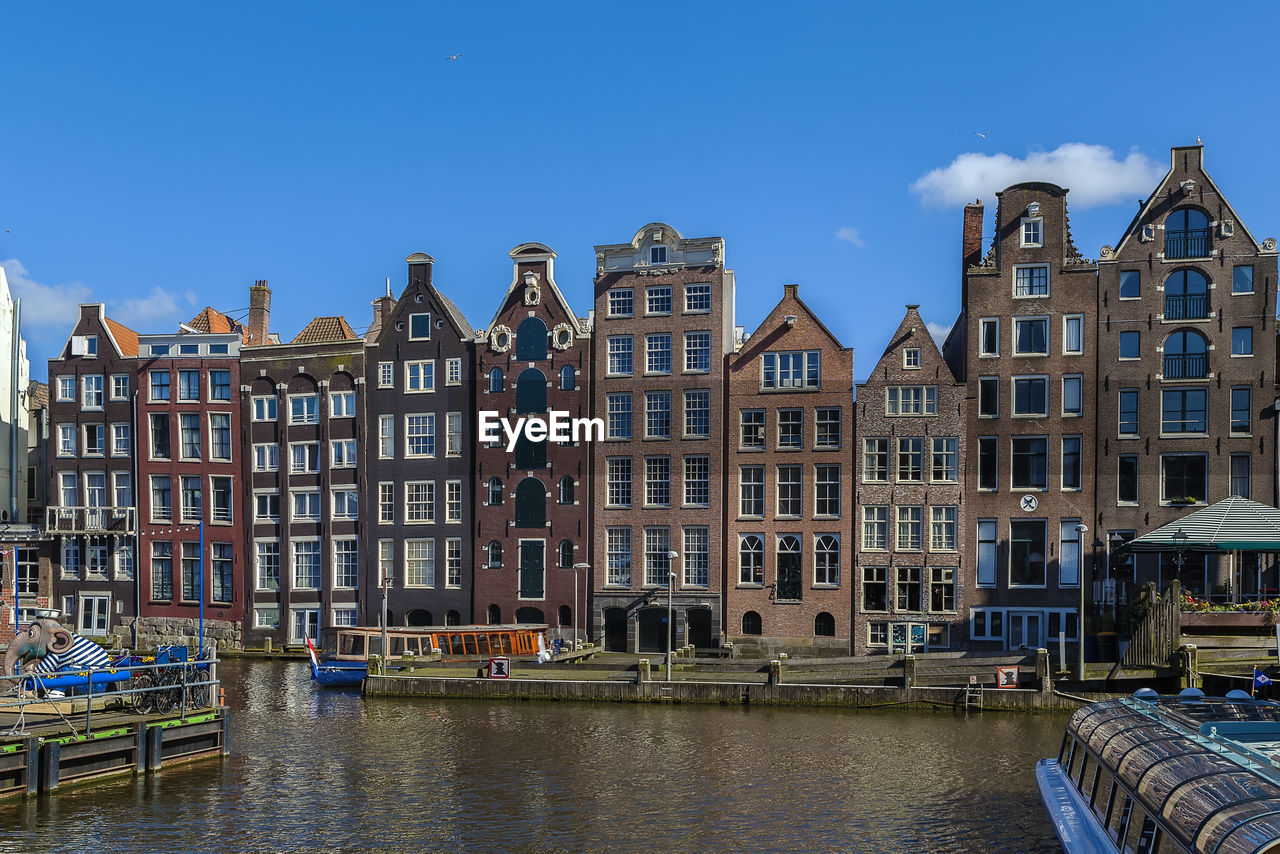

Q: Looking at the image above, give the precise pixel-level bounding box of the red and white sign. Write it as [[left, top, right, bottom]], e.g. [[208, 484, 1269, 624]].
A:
[[996, 666, 1019, 689], [488, 657, 511, 679]]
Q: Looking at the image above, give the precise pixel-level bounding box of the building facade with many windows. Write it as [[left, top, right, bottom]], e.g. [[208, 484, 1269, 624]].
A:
[[590, 224, 734, 653], [474, 244, 590, 639], [362, 254, 475, 633], [855, 306, 965, 655], [725, 284, 853, 653], [1096, 144, 1279, 601], [944, 184, 1098, 653]]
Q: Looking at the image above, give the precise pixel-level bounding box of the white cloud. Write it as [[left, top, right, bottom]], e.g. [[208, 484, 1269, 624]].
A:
[[0, 259, 93, 332], [835, 226, 865, 247], [910, 143, 1164, 209], [926, 321, 952, 348], [112, 286, 188, 329]]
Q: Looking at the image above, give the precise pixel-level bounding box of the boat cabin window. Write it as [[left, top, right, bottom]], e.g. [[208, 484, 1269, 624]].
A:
[[340, 633, 366, 657]]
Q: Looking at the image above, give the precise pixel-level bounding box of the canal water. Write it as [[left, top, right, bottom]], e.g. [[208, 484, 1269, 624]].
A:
[[1, 660, 1064, 853]]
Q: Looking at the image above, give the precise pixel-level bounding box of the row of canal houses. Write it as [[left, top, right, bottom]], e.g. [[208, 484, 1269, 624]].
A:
[[37, 144, 1280, 658]]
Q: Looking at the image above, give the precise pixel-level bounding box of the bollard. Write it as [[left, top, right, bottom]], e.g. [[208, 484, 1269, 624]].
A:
[[39, 740, 60, 792], [1181, 644, 1199, 689], [637, 659, 650, 683], [768, 659, 781, 686], [1036, 648, 1052, 694], [903, 655, 916, 690], [263, 637, 273, 655]]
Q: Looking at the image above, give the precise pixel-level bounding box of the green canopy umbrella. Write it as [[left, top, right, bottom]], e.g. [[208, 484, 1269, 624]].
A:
[[1128, 496, 1280, 553]]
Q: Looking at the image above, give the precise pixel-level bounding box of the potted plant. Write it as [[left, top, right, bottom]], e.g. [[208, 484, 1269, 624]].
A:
[[1169, 496, 1198, 506]]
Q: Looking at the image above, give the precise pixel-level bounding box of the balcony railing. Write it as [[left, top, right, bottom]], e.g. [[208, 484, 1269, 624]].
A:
[[46, 506, 136, 535], [1163, 353, 1208, 379], [1165, 229, 1211, 259], [1164, 293, 1209, 320]]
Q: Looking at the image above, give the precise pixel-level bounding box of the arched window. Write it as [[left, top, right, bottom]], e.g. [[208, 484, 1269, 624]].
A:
[[739, 535, 764, 585], [560, 365, 575, 391], [558, 476, 575, 505], [488, 477, 503, 506], [515, 317, 549, 361], [516, 368, 547, 414], [489, 367, 504, 393], [406, 609, 432, 627], [514, 477, 546, 527], [446, 610, 461, 626], [487, 541, 502, 568], [814, 612, 835, 637], [776, 535, 802, 601], [1165, 208, 1211, 259], [487, 604, 502, 625], [558, 605, 572, 627], [1164, 269, 1209, 320], [814, 535, 840, 586], [1163, 329, 1209, 379], [515, 606, 544, 624], [742, 611, 762, 635], [558, 540, 574, 568]]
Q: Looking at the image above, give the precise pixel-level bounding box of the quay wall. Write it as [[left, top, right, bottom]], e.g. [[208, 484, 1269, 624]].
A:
[[364, 674, 1105, 712]]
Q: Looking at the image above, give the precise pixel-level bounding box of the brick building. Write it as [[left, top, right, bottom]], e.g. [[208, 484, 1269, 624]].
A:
[[943, 183, 1097, 653], [473, 243, 591, 640], [725, 284, 853, 654], [134, 315, 246, 649], [855, 306, 965, 655], [362, 254, 475, 632], [1096, 144, 1279, 600], [241, 283, 367, 648], [47, 306, 140, 641], [590, 223, 734, 652]]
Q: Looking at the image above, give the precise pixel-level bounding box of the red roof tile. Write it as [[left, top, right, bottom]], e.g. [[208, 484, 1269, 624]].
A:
[[186, 307, 249, 343], [291, 316, 358, 344], [104, 317, 139, 356]]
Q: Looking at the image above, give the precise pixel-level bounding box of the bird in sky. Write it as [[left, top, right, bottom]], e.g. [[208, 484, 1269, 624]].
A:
[[446, 53, 462, 61], [973, 130, 992, 139]]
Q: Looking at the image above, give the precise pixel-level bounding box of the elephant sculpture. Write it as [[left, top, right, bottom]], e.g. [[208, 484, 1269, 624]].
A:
[[4, 619, 110, 677]]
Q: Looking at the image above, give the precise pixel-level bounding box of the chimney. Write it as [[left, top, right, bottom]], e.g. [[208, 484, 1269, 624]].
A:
[[367, 292, 396, 343], [248, 280, 271, 346], [962, 201, 985, 271], [406, 252, 434, 290]]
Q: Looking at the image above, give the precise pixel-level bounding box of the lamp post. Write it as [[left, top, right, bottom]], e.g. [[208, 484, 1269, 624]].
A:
[[1075, 523, 1089, 680], [572, 562, 590, 651], [666, 549, 679, 681], [1173, 528, 1189, 592], [380, 570, 392, 674]]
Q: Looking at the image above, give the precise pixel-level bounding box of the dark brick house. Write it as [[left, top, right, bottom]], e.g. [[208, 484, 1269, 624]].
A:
[[240, 284, 367, 648], [473, 243, 591, 641], [1096, 144, 1279, 601], [134, 312, 246, 649], [47, 305, 140, 641], [855, 306, 965, 655], [590, 223, 734, 653], [362, 253, 475, 632], [943, 184, 1097, 653], [725, 284, 853, 654]]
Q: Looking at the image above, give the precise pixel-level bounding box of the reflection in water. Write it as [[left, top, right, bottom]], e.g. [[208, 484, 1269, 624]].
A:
[[0, 660, 1061, 853]]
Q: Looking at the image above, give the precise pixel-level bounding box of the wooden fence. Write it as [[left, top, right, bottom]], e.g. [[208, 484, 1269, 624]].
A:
[[1120, 580, 1182, 669]]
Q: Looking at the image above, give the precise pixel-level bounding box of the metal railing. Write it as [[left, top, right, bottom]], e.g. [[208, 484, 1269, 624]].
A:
[[45, 506, 136, 534], [1165, 229, 1211, 259], [1164, 293, 1209, 320], [0, 649, 220, 738], [1163, 353, 1208, 379]]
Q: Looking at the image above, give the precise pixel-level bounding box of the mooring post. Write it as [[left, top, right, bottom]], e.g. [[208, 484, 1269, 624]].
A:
[[38, 740, 59, 793], [134, 723, 146, 774], [903, 655, 916, 690], [24, 738, 38, 796], [146, 724, 164, 773], [1036, 648, 1052, 694], [768, 659, 782, 686], [637, 659, 650, 684]]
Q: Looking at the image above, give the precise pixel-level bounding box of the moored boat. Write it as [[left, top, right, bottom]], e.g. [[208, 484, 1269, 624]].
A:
[[1038, 688, 1280, 852]]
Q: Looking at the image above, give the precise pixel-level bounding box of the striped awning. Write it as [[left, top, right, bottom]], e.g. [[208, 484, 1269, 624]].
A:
[[1128, 496, 1280, 552]]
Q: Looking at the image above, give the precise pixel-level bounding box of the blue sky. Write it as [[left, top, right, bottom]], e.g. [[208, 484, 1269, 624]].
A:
[[4, 3, 1277, 381]]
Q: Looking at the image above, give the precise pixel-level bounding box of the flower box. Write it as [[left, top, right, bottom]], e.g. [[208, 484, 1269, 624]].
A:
[[1181, 611, 1273, 628]]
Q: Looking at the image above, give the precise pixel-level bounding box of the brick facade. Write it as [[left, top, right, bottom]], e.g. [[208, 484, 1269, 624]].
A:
[[725, 284, 853, 654]]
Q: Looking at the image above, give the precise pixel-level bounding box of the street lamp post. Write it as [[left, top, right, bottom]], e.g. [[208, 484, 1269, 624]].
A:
[[666, 550, 679, 682], [380, 571, 392, 674], [1174, 528, 1189, 592], [573, 562, 590, 651], [1075, 523, 1089, 680]]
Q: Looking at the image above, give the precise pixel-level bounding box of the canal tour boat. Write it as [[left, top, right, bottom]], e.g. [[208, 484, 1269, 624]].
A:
[[324, 624, 551, 664], [1037, 688, 1280, 853]]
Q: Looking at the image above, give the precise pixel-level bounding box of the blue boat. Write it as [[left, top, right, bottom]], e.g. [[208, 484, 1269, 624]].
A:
[[311, 661, 367, 688]]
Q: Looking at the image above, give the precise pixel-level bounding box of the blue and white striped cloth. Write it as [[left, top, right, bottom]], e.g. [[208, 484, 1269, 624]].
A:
[[31, 634, 110, 674]]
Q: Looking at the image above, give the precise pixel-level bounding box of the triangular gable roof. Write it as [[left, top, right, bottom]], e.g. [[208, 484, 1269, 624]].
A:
[[481, 243, 584, 336], [1129, 497, 1280, 552], [103, 316, 138, 357], [291, 316, 358, 344], [186, 307, 248, 342], [1112, 145, 1264, 256], [869, 306, 959, 382]]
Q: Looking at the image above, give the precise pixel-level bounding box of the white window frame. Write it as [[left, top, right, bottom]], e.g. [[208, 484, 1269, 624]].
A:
[[1012, 315, 1049, 356], [1062, 314, 1084, 356], [1020, 217, 1043, 248], [1013, 263, 1050, 299]]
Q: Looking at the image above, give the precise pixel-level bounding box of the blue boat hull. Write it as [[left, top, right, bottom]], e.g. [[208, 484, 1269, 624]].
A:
[[312, 663, 366, 688]]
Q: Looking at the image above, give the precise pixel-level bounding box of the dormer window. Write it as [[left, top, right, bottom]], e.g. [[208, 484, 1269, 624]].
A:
[[150, 344, 171, 356], [903, 348, 922, 369], [650, 245, 667, 264], [1021, 218, 1043, 248]]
